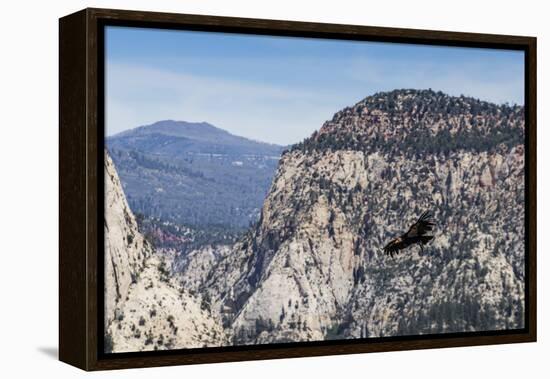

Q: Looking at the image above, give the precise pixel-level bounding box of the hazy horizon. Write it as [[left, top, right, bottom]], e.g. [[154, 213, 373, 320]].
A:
[[105, 26, 525, 145], [108, 119, 290, 147]]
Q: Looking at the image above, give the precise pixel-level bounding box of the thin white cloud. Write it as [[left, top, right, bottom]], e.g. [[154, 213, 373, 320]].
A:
[[106, 62, 341, 144], [106, 53, 524, 145]]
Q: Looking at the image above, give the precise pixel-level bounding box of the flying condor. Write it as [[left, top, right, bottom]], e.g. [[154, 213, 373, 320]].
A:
[[383, 211, 435, 257]]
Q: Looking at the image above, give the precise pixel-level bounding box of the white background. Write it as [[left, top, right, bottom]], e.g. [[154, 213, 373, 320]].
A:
[[0, 0, 547, 377]]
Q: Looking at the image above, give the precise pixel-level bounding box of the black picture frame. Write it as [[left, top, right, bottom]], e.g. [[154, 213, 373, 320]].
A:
[[59, 8, 537, 371]]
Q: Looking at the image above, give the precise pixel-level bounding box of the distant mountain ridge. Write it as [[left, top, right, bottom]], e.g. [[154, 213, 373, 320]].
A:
[[106, 120, 285, 239], [110, 120, 284, 156]]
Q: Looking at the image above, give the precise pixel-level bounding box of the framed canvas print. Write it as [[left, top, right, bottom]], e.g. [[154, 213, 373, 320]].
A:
[[59, 8, 537, 371]]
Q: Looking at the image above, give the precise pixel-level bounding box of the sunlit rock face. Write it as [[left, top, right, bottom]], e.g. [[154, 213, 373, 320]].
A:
[[191, 89, 525, 344], [104, 151, 227, 353]]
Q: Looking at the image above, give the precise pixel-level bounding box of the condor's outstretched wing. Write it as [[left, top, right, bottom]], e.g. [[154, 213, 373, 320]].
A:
[[383, 238, 404, 257], [405, 211, 434, 238]]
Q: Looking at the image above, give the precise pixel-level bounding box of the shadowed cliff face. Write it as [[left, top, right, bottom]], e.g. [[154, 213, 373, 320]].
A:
[[107, 120, 285, 231], [182, 89, 525, 345]]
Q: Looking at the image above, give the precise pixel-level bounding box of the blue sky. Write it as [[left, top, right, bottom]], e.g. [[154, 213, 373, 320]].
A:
[[105, 26, 524, 145]]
